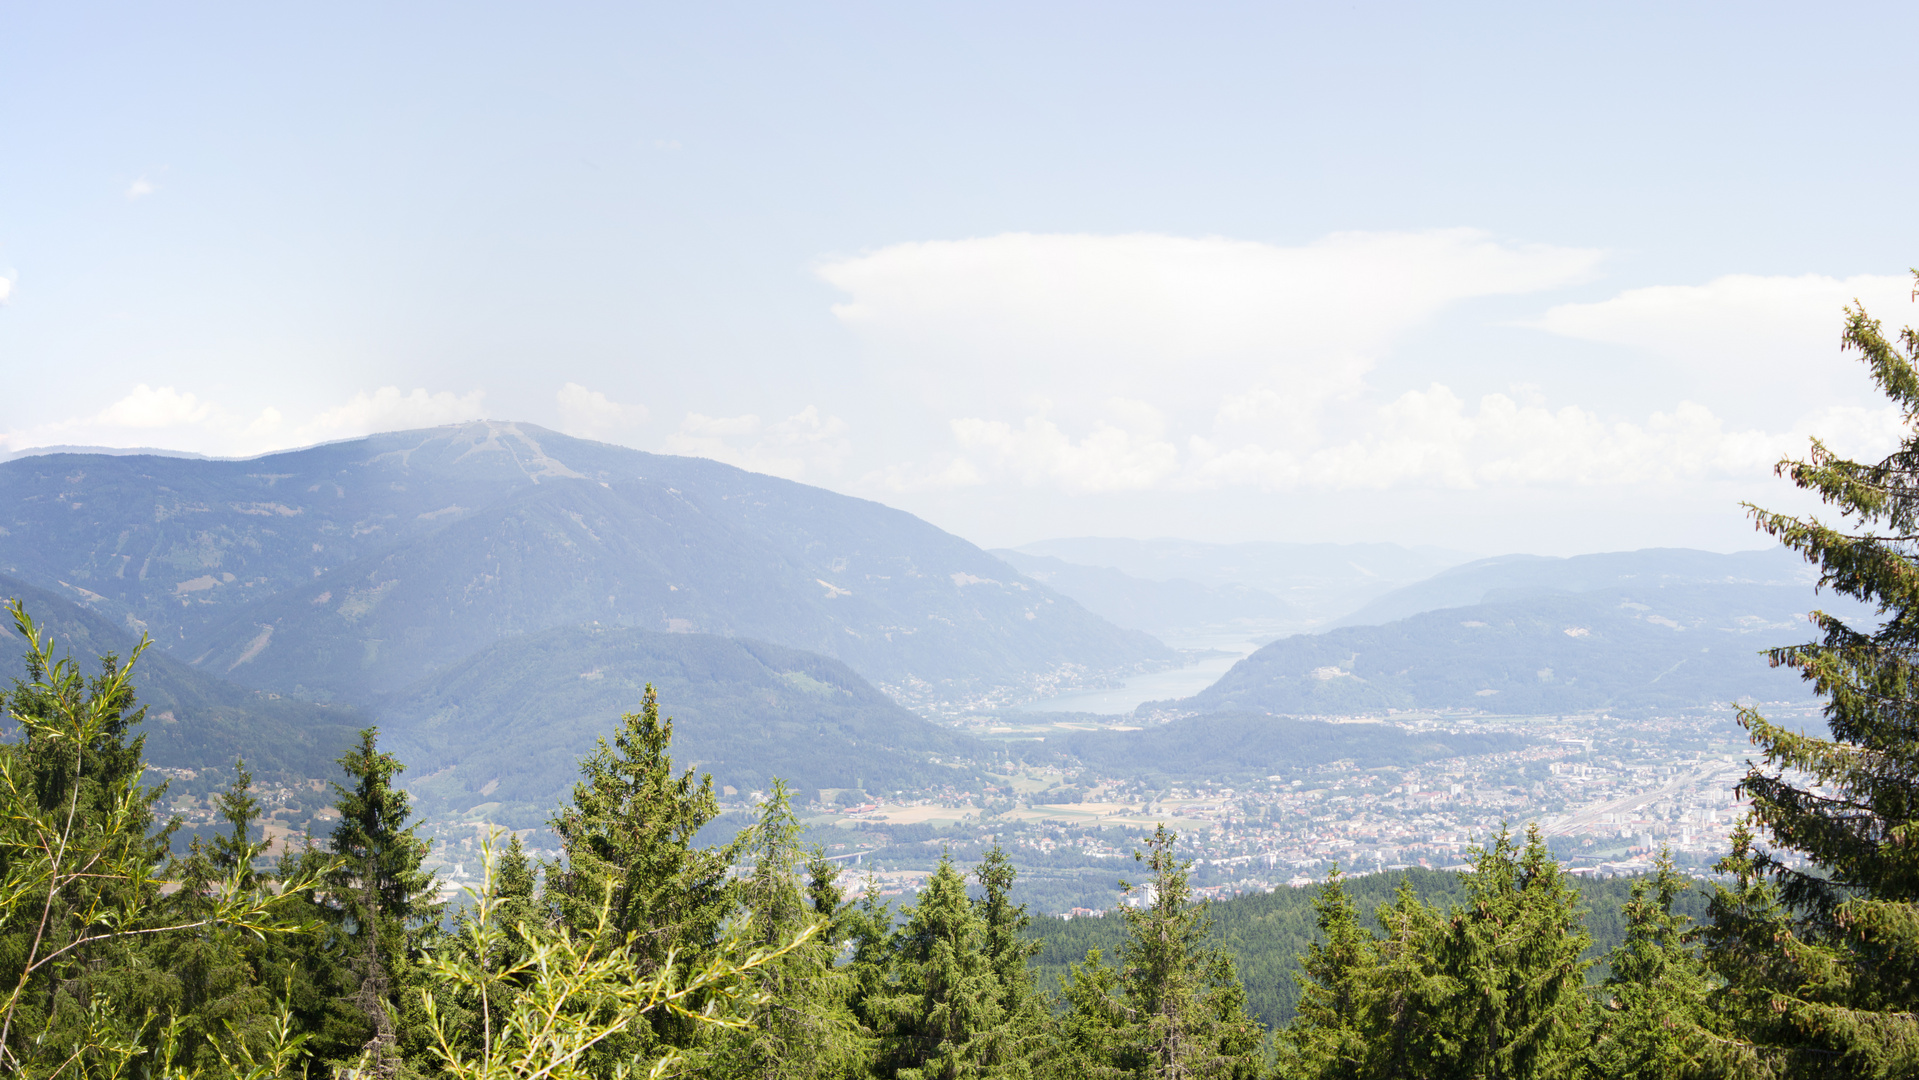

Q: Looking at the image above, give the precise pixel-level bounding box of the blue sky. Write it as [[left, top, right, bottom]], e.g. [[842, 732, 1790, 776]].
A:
[[4, 2, 1917, 553]]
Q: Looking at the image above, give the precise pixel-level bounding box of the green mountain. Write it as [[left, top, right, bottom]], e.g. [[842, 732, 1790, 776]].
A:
[[1179, 581, 1826, 717], [376, 624, 971, 825], [0, 422, 1171, 705], [0, 574, 362, 779]]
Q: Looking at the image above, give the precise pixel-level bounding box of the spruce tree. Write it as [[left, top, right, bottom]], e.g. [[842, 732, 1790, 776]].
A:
[[1716, 278, 1919, 1074], [1433, 825, 1591, 1079], [325, 727, 440, 1076], [148, 759, 282, 1069], [1588, 849, 1722, 1080], [975, 845, 1047, 1060], [1281, 828, 1589, 1080], [1043, 947, 1131, 1080], [546, 686, 731, 971], [1115, 825, 1263, 1080], [705, 780, 869, 1080], [867, 855, 1016, 1079], [0, 602, 174, 1068], [1280, 868, 1376, 1080]]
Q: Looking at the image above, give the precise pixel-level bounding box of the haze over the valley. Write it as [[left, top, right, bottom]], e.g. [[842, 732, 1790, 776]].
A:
[[1, 1, 1912, 913]]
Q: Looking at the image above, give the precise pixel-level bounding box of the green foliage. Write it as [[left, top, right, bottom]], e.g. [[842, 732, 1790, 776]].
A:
[[1114, 825, 1265, 1079], [701, 780, 871, 1079], [1712, 276, 1919, 1075], [0, 601, 324, 1076], [862, 856, 1020, 1078], [1276, 825, 1590, 1080], [1588, 850, 1724, 1080], [422, 835, 819, 1080], [322, 727, 442, 1074]]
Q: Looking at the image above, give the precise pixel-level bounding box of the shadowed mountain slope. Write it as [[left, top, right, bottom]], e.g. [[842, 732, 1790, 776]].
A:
[[377, 624, 971, 826], [0, 574, 361, 778], [0, 422, 1171, 704]]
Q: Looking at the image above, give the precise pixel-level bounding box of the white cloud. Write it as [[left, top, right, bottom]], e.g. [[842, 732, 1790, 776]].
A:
[[555, 382, 647, 440], [1184, 386, 1906, 492], [0, 276, 12, 304], [125, 178, 155, 200], [93, 384, 211, 428], [1531, 273, 1917, 407], [950, 398, 1180, 494], [296, 387, 488, 442], [860, 456, 987, 493], [817, 229, 1603, 432], [662, 406, 849, 480]]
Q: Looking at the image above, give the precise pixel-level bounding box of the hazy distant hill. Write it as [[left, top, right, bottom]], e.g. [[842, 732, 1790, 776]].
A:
[[1011, 537, 1471, 628], [990, 549, 1291, 639], [1331, 547, 1815, 628], [1055, 712, 1525, 779], [0, 422, 1170, 704], [1179, 581, 1827, 717], [378, 625, 971, 825], [0, 574, 361, 779]]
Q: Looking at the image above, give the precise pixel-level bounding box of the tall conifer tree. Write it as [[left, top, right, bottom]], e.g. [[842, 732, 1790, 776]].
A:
[[1115, 825, 1263, 1080], [325, 727, 440, 1076], [1719, 278, 1919, 1074]]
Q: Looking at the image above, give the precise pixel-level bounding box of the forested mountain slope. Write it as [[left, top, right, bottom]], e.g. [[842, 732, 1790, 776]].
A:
[[0, 422, 1170, 704], [377, 624, 972, 825], [1181, 581, 1821, 716], [0, 574, 361, 778]]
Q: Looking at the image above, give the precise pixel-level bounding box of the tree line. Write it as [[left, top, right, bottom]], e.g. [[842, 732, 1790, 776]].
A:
[[9, 287, 1919, 1077]]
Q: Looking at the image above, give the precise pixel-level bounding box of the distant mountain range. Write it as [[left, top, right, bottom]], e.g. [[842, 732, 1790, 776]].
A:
[[1332, 547, 1818, 627], [990, 549, 1292, 641], [1172, 549, 1853, 717], [0, 423, 1171, 710], [1006, 537, 1473, 635]]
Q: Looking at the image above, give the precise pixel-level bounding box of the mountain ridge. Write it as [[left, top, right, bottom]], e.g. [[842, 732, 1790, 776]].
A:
[[0, 422, 1173, 708]]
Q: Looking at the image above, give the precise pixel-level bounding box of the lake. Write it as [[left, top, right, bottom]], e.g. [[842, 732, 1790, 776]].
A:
[[1015, 641, 1255, 715]]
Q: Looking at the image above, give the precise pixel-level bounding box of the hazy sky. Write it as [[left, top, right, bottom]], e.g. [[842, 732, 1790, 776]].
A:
[[5, 2, 1917, 555]]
